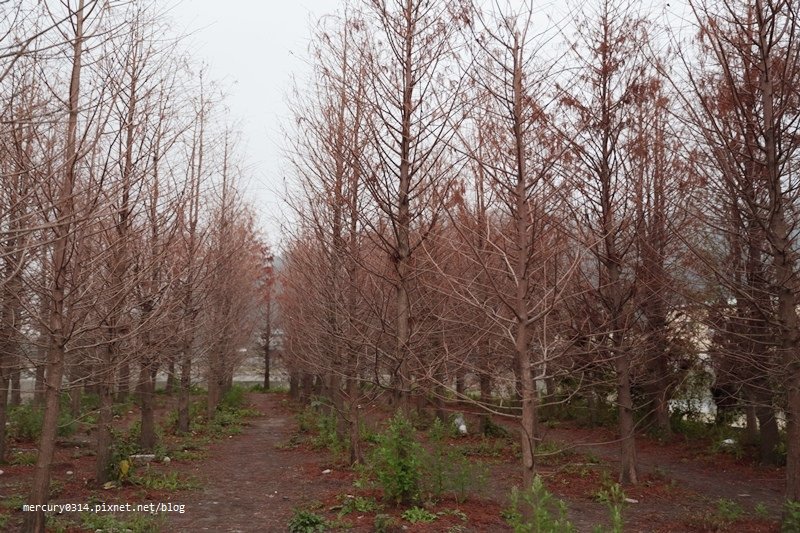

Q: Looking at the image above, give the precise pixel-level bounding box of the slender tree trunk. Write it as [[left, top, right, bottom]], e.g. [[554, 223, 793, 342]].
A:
[[165, 359, 176, 394], [347, 384, 362, 465], [24, 2, 84, 529], [289, 372, 299, 401], [0, 374, 9, 463], [263, 337, 271, 390], [116, 362, 130, 403], [94, 375, 114, 484], [479, 372, 492, 435], [787, 377, 800, 501], [138, 361, 158, 451], [176, 352, 192, 434], [10, 365, 21, 407], [755, 404, 780, 465], [33, 364, 45, 407], [617, 347, 638, 484]]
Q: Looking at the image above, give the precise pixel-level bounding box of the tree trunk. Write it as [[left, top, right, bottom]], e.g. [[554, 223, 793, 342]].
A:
[[0, 374, 9, 463], [479, 372, 492, 435], [33, 364, 45, 407], [263, 339, 271, 390], [786, 372, 800, 501], [69, 385, 81, 419], [116, 362, 130, 403], [165, 359, 176, 394], [617, 351, 639, 484], [10, 365, 21, 407], [94, 378, 114, 484], [756, 404, 781, 466], [138, 361, 158, 452], [24, 2, 84, 529], [176, 354, 192, 434]]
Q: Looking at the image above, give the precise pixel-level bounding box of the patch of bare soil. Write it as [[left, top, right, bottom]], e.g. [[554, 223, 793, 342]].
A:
[[165, 393, 364, 532]]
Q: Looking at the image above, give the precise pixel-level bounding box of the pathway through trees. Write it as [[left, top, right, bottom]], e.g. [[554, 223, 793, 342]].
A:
[[165, 394, 785, 531], [166, 394, 350, 532]]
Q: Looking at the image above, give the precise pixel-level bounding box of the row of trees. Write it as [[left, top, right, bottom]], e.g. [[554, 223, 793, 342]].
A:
[[279, 0, 800, 508], [0, 2, 272, 531]]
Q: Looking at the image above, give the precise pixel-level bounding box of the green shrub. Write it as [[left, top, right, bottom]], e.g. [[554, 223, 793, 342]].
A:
[[288, 508, 328, 533], [8, 404, 76, 441], [10, 450, 37, 466], [483, 417, 510, 438], [373, 513, 400, 533], [594, 482, 626, 533], [297, 405, 318, 433], [312, 410, 343, 454], [783, 500, 800, 532], [370, 414, 423, 505], [503, 476, 574, 533], [402, 506, 437, 523], [716, 498, 743, 525], [338, 495, 380, 517], [221, 385, 247, 410], [422, 418, 486, 503]]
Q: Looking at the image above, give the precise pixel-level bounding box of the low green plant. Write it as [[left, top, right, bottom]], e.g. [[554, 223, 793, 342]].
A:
[[402, 506, 437, 524], [754, 502, 769, 519], [369, 414, 423, 505], [49, 480, 65, 498], [338, 495, 381, 517], [447, 452, 488, 503], [482, 417, 510, 438], [439, 508, 468, 522], [297, 405, 318, 433], [503, 476, 574, 533], [8, 404, 76, 441], [107, 422, 166, 479], [457, 438, 510, 458], [0, 514, 8, 530], [422, 418, 487, 503], [594, 482, 626, 533], [292, 401, 344, 454], [714, 498, 743, 526], [220, 385, 247, 410], [287, 508, 328, 533], [10, 450, 37, 466], [1, 494, 25, 510], [170, 448, 208, 461], [373, 513, 400, 533], [782, 500, 800, 532], [45, 515, 68, 533], [111, 398, 135, 417], [312, 410, 343, 454]]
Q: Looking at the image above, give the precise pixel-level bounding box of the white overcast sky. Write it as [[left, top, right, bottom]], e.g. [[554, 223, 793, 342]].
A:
[[169, 0, 339, 246]]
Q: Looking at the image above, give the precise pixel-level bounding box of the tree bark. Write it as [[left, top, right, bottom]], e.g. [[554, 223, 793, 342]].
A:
[[24, 2, 84, 529]]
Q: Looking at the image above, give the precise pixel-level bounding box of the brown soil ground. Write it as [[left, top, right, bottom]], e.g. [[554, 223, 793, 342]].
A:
[[165, 394, 783, 532], [0, 392, 786, 532]]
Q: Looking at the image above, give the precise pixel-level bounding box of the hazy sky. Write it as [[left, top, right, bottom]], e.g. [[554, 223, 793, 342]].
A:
[[169, 0, 339, 245]]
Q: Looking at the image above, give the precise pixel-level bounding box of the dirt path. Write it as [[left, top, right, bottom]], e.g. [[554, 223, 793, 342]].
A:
[[543, 425, 785, 514], [165, 394, 350, 532], [162, 395, 784, 532]]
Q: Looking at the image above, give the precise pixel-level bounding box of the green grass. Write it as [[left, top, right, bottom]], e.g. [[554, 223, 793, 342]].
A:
[[10, 450, 37, 466]]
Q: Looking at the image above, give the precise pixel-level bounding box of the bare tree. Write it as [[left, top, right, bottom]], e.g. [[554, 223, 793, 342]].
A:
[[676, 0, 800, 501]]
